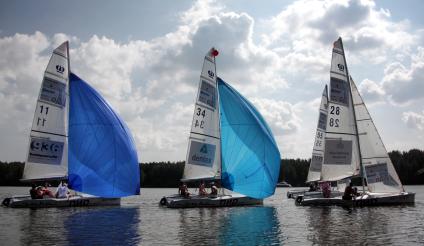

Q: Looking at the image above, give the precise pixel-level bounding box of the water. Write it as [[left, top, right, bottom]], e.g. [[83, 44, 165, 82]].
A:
[[1, 186, 423, 245]]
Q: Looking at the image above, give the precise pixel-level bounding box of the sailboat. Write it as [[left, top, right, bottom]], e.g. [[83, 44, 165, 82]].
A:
[[160, 48, 281, 208], [296, 37, 415, 206], [287, 85, 343, 199], [2, 42, 140, 208]]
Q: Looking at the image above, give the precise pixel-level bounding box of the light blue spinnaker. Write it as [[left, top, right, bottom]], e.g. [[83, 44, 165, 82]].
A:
[[68, 73, 140, 198], [218, 77, 281, 199]]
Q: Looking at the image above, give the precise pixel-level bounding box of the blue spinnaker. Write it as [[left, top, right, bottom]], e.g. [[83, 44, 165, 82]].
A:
[[218, 77, 281, 199], [68, 73, 140, 198]]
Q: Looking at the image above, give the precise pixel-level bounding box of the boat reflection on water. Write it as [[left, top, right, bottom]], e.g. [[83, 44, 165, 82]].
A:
[[305, 207, 394, 245], [64, 207, 141, 245], [219, 206, 281, 245], [11, 202, 141, 245], [178, 206, 281, 245]]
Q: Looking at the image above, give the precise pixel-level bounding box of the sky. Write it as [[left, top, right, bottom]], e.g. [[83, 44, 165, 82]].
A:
[[0, 0, 423, 163]]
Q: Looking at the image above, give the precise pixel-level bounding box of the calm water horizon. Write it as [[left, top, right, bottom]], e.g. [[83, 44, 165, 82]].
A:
[[1, 186, 423, 245]]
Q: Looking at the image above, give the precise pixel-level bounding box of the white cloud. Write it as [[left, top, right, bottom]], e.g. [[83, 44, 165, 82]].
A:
[[402, 111, 424, 131], [250, 98, 301, 136], [357, 78, 385, 103], [382, 47, 424, 104]]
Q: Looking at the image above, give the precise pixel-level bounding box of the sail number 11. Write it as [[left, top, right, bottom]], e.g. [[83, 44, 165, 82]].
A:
[[37, 105, 49, 127]]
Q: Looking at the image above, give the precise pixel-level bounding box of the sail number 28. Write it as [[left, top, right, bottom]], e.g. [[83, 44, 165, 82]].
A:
[[329, 106, 340, 127]]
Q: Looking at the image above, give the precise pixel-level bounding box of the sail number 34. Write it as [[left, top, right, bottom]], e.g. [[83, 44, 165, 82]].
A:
[[194, 107, 206, 129]]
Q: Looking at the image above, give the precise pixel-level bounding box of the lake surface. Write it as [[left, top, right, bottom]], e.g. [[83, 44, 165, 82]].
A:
[[1, 186, 423, 245]]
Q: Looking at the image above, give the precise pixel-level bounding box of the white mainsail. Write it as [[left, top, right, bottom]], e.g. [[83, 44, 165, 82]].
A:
[[306, 85, 328, 183], [350, 77, 404, 193], [183, 48, 221, 181], [321, 38, 361, 181], [22, 42, 70, 181]]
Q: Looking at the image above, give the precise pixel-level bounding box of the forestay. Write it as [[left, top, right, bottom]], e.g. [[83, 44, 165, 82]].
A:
[[350, 77, 404, 193], [218, 78, 281, 199], [68, 73, 140, 198], [307, 85, 328, 183], [22, 42, 70, 181], [321, 38, 361, 181], [183, 48, 221, 181]]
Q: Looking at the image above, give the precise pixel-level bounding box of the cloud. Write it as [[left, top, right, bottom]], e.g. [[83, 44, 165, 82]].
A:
[[250, 98, 301, 135], [262, 0, 420, 82], [357, 78, 385, 103], [402, 111, 424, 130], [382, 47, 424, 104]]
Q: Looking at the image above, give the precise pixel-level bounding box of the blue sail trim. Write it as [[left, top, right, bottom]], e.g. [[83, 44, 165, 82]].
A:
[[68, 73, 140, 198], [218, 77, 281, 199]]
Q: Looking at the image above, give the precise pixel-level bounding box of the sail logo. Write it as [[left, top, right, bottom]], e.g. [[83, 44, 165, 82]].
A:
[[188, 141, 215, 167], [365, 163, 398, 186], [40, 78, 67, 107], [56, 65, 65, 74], [310, 154, 323, 172], [200, 144, 208, 154], [324, 139, 352, 165], [337, 64, 345, 72], [199, 80, 216, 109], [28, 137, 64, 165], [208, 70, 214, 79]]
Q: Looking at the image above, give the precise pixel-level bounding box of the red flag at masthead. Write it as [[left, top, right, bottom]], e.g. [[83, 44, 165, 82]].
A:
[[210, 48, 219, 57]]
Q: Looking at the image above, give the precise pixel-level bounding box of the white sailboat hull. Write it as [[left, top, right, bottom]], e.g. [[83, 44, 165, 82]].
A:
[[287, 189, 343, 199], [287, 189, 309, 198], [2, 195, 120, 208], [159, 194, 262, 208], [296, 192, 415, 207]]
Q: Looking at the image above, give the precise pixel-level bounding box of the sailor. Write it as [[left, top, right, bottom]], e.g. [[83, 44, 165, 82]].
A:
[[55, 181, 70, 198], [210, 182, 218, 196], [198, 181, 207, 196], [29, 184, 42, 199], [38, 182, 55, 198], [342, 182, 355, 200], [320, 181, 331, 198], [178, 182, 190, 198]]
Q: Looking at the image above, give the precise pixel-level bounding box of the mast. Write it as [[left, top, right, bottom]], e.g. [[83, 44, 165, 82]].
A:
[[66, 41, 70, 179], [338, 37, 366, 193], [214, 50, 223, 183], [212, 48, 223, 195]]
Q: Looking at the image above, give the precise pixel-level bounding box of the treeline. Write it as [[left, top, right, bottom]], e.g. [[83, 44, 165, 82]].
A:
[[1, 149, 423, 187]]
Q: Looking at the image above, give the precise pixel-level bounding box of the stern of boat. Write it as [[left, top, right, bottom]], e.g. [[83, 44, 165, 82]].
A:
[[2, 197, 12, 207]]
